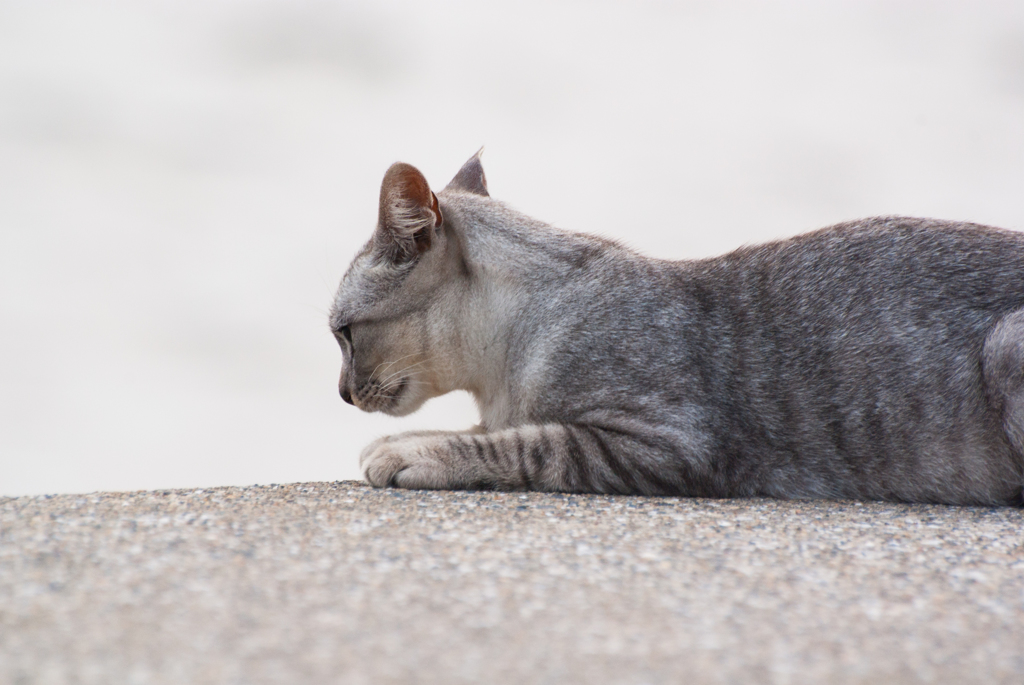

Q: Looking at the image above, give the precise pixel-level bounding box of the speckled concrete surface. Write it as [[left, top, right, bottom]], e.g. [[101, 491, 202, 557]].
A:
[[1, 482, 1022, 684]]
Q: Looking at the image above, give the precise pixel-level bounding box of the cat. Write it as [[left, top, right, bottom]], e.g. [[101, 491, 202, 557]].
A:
[[330, 151, 1024, 506]]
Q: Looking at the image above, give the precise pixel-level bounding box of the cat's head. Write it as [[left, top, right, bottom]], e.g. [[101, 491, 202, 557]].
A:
[[329, 151, 489, 416]]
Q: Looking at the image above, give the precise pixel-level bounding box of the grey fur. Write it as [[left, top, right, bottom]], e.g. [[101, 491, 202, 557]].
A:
[[330, 153, 1024, 505]]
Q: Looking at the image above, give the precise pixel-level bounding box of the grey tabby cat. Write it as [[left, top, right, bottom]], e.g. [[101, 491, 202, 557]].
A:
[[330, 151, 1024, 506]]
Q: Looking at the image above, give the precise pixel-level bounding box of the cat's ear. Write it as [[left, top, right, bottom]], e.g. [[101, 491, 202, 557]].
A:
[[377, 162, 443, 258], [443, 148, 488, 196]]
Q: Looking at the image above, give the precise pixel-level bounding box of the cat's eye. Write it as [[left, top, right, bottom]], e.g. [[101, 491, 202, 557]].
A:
[[340, 325, 352, 345]]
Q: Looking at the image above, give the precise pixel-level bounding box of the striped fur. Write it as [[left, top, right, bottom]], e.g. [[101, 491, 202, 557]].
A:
[[332, 153, 1024, 505]]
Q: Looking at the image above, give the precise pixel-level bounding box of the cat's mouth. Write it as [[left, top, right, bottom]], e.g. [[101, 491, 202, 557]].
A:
[[353, 376, 408, 414], [381, 377, 408, 414]]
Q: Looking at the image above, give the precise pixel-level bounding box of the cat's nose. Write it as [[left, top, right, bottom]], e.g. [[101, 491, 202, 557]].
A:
[[340, 385, 354, 405]]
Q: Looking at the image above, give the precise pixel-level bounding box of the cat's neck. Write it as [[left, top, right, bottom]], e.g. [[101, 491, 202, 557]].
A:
[[447, 198, 615, 428], [458, 253, 534, 429]]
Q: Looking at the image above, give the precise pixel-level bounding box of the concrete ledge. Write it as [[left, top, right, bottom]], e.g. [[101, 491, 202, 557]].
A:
[[2, 482, 1023, 684]]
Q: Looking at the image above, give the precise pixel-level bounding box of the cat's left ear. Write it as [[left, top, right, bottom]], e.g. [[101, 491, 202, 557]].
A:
[[443, 148, 489, 196], [377, 162, 443, 258]]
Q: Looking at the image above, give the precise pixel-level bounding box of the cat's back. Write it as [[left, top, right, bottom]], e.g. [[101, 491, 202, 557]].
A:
[[676, 216, 1024, 411], [657, 216, 1024, 356], [713, 216, 1024, 308], [530, 215, 1024, 395]]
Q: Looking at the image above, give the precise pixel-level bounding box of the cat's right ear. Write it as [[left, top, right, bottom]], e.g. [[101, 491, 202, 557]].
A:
[[376, 162, 443, 260], [443, 148, 489, 196]]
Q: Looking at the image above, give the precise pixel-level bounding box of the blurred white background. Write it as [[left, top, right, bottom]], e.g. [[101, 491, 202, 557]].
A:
[[1, 1, 1022, 496]]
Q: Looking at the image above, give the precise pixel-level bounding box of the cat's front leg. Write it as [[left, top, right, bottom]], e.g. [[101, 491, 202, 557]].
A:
[[359, 426, 485, 462], [359, 429, 499, 490], [359, 423, 684, 494]]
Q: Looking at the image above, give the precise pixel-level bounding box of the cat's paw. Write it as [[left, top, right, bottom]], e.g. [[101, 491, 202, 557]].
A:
[[359, 435, 452, 489]]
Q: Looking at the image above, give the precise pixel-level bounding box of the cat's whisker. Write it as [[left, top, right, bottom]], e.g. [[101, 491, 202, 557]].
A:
[[380, 369, 427, 383], [373, 358, 428, 385], [378, 352, 421, 373], [379, 374, 428, 392], [377, 360, 430, 386], [369, 352, 421, 380]]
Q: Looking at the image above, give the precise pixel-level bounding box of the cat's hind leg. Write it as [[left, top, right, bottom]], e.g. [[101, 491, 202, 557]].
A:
[[982, 308, 1024, 497]]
